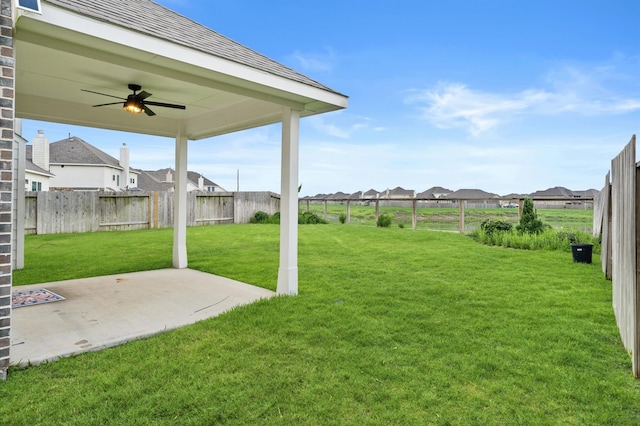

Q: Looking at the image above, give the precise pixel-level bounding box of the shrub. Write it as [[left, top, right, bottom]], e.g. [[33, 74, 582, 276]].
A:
[[252, 210, 327, 225], [339, 213, 347, 224], [377, 214, 392, 228], [516, 197, 545, 235], [250, 211, 271, 224], [271, 212, 281, 224], [298, 211, 327, 224], [398, 223, 405, 229], [471, 227, 600, 254], [480, 219, 512, 235]]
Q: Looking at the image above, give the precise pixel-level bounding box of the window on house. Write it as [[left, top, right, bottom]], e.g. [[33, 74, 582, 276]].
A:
[[113, 175, 116, 181], [31, 181, 42, 191], [18, 0, 41, 13]]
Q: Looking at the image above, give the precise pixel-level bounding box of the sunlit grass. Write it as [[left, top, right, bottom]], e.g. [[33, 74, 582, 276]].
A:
[[4, 225, 639, 424]]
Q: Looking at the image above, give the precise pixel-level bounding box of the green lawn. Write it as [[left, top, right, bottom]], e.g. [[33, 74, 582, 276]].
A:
[[3, 225, 639, 424]]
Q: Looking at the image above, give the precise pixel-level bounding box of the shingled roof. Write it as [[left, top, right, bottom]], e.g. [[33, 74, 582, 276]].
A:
[[135, 168, 224, 192], [45, 0, 337, 94], [50, 136, 122, 168]]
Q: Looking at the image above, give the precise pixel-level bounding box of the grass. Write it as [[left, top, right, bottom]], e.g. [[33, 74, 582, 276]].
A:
[[4, 225, 640, 424]]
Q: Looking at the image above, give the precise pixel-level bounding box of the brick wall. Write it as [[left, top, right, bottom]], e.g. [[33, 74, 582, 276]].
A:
[[0, 0, 13, 381]]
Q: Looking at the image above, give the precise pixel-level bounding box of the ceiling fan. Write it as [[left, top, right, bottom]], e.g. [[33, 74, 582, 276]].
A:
[[81, 84, 186, 116]]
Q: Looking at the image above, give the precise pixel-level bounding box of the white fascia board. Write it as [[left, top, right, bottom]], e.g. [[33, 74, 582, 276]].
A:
[[31, 3, 347, 111], [51, 163, 124, 171], [26, 169, 53, 177]]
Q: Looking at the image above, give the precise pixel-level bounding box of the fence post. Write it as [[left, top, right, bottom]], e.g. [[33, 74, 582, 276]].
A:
[[346, 200, 351, 223], [459, 200, 465, 233], [375, 199, 380, 224], [323, 200, 327, 220], [412, 199, 417, 230]]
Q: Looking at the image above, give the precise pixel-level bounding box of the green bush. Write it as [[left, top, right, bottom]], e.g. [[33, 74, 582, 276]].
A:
[[299, 211, 327, 224], [251, 211, 327, 225], [377, 214, 392, 228], [480, 219, 512, 235], [339, 213, 347, 224], [517, 197, 545, 235], [250, 211, 271, 224]]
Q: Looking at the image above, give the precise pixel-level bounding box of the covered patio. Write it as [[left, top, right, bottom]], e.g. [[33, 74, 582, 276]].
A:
[[3, 0, 347, 375]]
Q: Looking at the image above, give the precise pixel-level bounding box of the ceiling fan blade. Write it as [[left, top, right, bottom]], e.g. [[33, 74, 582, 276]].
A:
[[92, 102, 124, 107], [143, 105, 156, 116], [137, 91, 152, 100], [81, 89, 124, 100], [144, 101, 186, 110]]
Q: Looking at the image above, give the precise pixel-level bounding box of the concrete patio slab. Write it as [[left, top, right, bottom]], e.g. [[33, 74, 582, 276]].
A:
[[10, 269, 275, 368]]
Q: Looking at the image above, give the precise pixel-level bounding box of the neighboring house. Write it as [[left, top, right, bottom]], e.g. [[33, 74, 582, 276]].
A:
[[329, 192, 350, 200], [417, 186, 452, 199], [24, 132, 223, 193], [444, 189, 500, 199], [363, 189, 380, 199], [528, 186, 598, 207], [136, 168, 226, 192], [529, 186, 574, 199], [383, 186, 415, 198], [44, 134, 140, 191]]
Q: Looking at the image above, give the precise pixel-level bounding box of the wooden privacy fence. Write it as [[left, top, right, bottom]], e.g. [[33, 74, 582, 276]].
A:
[[593, 134, 639, 378], [24, 191, 280, 234]]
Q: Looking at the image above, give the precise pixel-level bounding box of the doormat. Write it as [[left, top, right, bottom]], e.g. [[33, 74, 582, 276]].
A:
[[12, 289, 65, 308]]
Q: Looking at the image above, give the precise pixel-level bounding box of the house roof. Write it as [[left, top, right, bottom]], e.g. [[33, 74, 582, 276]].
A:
[[15, 0, 348, 140], [45, 0, 335, 94], [416, 186, 452, 199], [135, 168, 223, 192], [49, 136, 125, 168], [387, 186, 414, 197], [444, 189, 499, 199], [529, 186, 574, 198], [328, 192, 350, 199]]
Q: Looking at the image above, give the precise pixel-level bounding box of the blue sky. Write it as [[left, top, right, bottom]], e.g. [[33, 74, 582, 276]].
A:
[[22, 0, 639, 196]]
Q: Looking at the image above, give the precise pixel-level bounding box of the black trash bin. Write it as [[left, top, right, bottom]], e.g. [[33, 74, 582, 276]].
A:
[[570, 243, 593, 264]]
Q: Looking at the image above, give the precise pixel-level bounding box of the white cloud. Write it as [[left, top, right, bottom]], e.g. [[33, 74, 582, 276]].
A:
[[406, 62, 640, 136], [306, 115, 368, 139], [289, 47, 336, 73]]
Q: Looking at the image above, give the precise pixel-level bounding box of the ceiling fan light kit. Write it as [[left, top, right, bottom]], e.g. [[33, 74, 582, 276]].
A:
[[123, 95, 144, 114], [82, 83, 185, 117]]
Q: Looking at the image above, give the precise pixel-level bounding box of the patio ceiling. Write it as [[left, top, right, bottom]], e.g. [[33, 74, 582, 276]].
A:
[[13, 2, 348, 140]]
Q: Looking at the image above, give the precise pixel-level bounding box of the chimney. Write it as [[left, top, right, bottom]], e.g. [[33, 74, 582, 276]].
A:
[[165, 169, 173, 183], [119, 143, 130, 188], [198, 174, 204, 191], [32, 130, 49, 171]]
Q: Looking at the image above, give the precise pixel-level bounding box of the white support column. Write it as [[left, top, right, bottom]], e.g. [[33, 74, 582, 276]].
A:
[[277, 107, 300, 295], [173, 130, 188, 268]]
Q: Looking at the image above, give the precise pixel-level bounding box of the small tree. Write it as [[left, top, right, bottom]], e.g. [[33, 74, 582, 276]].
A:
[[517, 197, 544, 234]]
